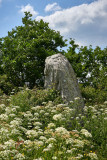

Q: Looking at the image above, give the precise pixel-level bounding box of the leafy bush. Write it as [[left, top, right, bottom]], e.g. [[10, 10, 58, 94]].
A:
[[0, 74, 15, 95], [10, 87, 63, 112], [81, 85, 107, 105]]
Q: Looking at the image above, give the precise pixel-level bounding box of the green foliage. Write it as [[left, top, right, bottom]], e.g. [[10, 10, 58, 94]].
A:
[[65, 39, 106, 87], [0, 88, 3, 96], [0, 74, 15, 95], [10, 87, 63, 112], [1, 12, 66, 89], [65, 38, 107, 104]]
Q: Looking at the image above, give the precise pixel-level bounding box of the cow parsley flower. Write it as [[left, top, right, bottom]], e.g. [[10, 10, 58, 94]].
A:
[[26, 130, 38, 138], [53, 113, 62, 121], [46, 138, 56, 143], [14, 153, 25, 160], [33, 122, 42, 126], [4, 139, 15, 149], [81, 129, 92, 138], [88, 153, 98, 159], [0, 114, 8, 121], [47, 123, 56, 128], [10, 119, 21, 127], [55, 127, 70, 136], [66, 138, 74, 144], [74, 139, 84, 148]]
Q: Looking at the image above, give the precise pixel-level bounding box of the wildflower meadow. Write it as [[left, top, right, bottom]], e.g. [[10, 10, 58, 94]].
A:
[[0, 88, 106, 160]]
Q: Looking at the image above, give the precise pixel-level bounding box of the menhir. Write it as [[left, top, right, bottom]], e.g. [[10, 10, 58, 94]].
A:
[[44, 53, 84, 107]]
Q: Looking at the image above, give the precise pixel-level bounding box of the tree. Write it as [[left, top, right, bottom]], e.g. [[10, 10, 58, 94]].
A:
[[1, 12, 66, 89], [65, 39, 107, 104], [65, 39, 107, 88]]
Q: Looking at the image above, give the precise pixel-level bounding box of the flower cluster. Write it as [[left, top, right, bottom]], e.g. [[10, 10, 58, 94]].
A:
[[0, 93, 106, 159]]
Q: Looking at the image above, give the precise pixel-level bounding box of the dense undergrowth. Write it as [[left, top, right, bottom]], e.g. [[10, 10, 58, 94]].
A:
[[0, 87, 107, 160]]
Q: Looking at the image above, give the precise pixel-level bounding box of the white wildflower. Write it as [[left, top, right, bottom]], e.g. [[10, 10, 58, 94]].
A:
[[24, 140, 32, 146], [14, 153, 25, 160], [91, 108, 97, 112], [53, 113, 62, 121], [66, 138, 74, 144], [86, 121, 89, 124], [76, 117, 79, 120], [34, 140, 44, 147], [0, 104, 6, 111], [42, 102, 47, 105], [104, 101, 107, 105], [39, 136, 47, 141], [5, 107, 12, 114], [43, 143, 53, 152], [81, 129, 92, 138], [77, 154, 83, 158], [0, 128, 9, 138], [92, 115, 97, 119], [84, 106, 88, 112], [70, 101, 74, 103], [104, 117, 107, 120], [0, 114, 8, 121], [44, 113, 49, 116], [11, 108, 17, 112], [48, 101, 53, 107], [37, 130, 43, 136], [52, 156, 57, 159], [9, 113, 16, 117], [11, 129, 21, 135], [72, 130, 79, 133], [35, 106, 41, 110], [34, 126, 41, 130], [55, 127, 70, 136], [74, 139, 84, 148], [0, 150, 11, 158], [24, 112, 33, 118], [66, 149, 73, 154], [10, 119, 21, 127], [74, 97, 80, 100], [33, 122, 42, 126], [88, 153, 98, 159], [51, 109, 57, 113], [46, 138, 56, 143], [34, 158, 43, 160], [34, 113, 39, 117], [40, 110, 45, 114], [4, 139, 15, 149], [47, 123, 56, 128], [81, 116, 85, 119], [26, 130, 38, 138], [13, 105, 20, 109]]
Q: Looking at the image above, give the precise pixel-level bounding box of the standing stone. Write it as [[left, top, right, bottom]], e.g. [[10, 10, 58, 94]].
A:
[[44, 53, 84, 107]]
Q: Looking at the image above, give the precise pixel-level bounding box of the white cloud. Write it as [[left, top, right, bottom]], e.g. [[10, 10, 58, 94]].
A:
[[19, 4, 38, 17], [45, 2, 61, 12], [37, 0, 107, 47]]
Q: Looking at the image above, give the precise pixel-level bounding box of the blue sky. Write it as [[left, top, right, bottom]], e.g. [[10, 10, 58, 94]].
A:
[[0, 0, 107, 48]]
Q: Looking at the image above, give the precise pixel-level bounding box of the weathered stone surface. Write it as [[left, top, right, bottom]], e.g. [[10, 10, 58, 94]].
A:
[[44, 53, 84, 107]]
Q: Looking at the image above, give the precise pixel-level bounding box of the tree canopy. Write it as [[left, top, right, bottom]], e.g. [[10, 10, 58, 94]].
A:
[[0, 12, 66, 89]]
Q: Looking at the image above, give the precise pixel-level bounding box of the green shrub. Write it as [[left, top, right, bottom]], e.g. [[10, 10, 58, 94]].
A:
[[0, 74, 15, 95], [81, 85, 107, 105], [10, 87, 63, 112]]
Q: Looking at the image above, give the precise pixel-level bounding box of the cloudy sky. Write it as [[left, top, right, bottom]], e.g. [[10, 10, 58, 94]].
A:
[[0, 0, 107, 48]]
